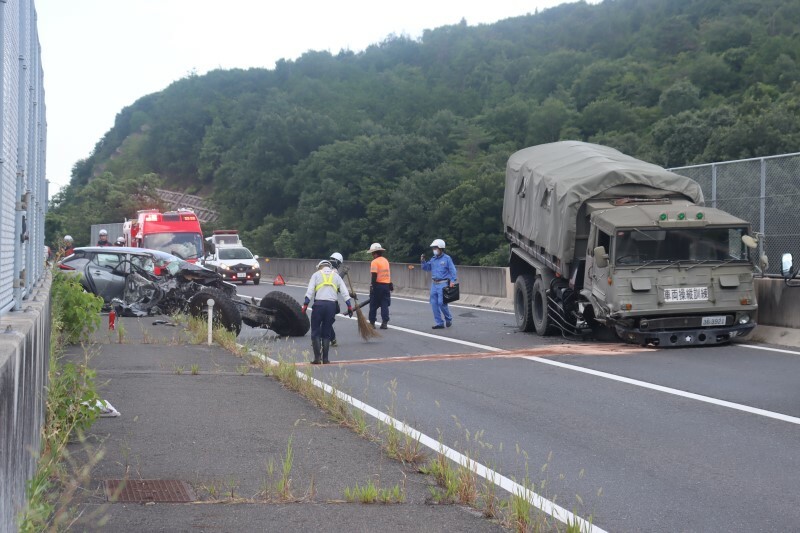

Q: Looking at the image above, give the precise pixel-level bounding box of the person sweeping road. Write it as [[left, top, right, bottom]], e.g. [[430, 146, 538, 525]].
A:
[[421, 239, 458, 329], [301, 260, 353, 364]]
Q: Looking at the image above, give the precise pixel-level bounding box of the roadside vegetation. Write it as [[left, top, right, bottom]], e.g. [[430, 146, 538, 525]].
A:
[[18, 273, 105, 531], [246, 342, 596, 531], [47, 0, 800, 265]]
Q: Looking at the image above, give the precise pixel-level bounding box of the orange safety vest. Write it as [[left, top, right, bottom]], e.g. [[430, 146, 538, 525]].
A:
[[370, 256, 391, 283]]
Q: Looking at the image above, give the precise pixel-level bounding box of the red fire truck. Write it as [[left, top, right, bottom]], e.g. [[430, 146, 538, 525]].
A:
[[122, 209, 205, 262]]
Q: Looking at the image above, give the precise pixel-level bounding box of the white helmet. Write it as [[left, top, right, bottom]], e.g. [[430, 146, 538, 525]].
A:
[[430, 239, 446, 249], [330, 252, 343, 263], [64, 235, 73, 242], [317, 259, 332, 269], [115, 237, 125, 245], [369, 243, 385, 252], [99, 229, 108, 236]]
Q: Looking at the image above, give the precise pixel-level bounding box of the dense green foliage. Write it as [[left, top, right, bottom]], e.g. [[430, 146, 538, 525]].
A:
[[48, 0, 800, 264]]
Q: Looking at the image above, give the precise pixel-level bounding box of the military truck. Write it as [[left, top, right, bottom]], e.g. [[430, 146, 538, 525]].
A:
[[503, 141, 762, 346]]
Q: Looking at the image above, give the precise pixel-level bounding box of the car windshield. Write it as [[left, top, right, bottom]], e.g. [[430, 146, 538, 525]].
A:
[[146, 251, 192, 276], [143, 232, 204, 260], [218, 247, 253, 260], [614, 227, 750, 265]]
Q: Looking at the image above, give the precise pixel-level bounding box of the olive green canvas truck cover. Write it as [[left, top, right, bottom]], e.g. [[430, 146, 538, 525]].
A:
[[502, 141, 705, 266]]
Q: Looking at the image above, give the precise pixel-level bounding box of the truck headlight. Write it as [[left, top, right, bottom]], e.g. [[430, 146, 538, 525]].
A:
[[738, 314, 751, 325], [219, 264, 230, 270]]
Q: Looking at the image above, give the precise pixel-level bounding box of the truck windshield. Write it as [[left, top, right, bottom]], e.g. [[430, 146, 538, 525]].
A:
[[614, 227, 750, 265], [143, 233, 204, 260]]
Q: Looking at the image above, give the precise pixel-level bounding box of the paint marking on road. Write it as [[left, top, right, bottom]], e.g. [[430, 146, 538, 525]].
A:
[[243, 345, 606, 533], [522, 356, 800, 426], [298, 345, 649, 367], [735, 344, 800, 356]]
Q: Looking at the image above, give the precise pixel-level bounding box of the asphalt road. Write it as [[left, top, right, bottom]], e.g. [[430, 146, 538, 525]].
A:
[[235, 282, 800, 532]]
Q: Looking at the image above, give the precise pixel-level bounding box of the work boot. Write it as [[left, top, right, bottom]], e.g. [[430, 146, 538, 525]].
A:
[[380, 322, 388, 330], [370, 321, 376, 329], [322, 339, 331, 364], [311, 337, 322, 364]]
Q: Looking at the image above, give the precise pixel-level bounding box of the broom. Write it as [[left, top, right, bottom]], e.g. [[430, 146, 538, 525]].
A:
[[343, 271, 380, 341]]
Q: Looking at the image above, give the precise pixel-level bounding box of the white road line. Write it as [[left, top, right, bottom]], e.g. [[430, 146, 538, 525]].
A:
[[736, 344, 800, 356], [522, 356, 800, 426], [339, 318, 800, 426], [278, 283, 515, 315], [244, 346, 605, 533]]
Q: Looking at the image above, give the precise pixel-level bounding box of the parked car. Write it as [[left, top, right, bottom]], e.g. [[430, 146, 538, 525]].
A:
[[202, 246, 262, 285], [57, 246, 308, 336]]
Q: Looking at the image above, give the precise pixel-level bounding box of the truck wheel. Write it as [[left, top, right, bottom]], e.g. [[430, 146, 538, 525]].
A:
[[253, 278, 260, 285], [260, 291, 310, 337], [514, 275, 535, 332], [188, 288, 242, 335], [532, 277, 556, 336]]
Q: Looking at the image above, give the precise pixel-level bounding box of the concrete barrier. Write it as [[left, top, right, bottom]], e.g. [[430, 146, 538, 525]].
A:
[[260, 258, 509, 298], [258, 259, 800, 329], [0, 274, 51, 532]]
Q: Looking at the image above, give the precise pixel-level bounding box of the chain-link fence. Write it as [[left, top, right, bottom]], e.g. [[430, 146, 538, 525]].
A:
[[670, 153, 800, 276], [0, 0, 47, 314]]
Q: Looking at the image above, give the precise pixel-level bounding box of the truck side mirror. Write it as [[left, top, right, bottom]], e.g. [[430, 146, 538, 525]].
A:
[[782, 253, 793, 278], [593, 246, 609, 269], [760, 254, 769, 272], [742, 235, 758, 249], [253, 255, 259, 260]]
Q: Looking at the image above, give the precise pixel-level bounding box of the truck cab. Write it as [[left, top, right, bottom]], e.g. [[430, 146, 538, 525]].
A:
[[583, 200, 758, 345], [123, 209, 205, 262]]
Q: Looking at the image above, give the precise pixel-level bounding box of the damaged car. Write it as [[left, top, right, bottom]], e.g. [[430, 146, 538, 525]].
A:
[[57, 246, 309, 337]]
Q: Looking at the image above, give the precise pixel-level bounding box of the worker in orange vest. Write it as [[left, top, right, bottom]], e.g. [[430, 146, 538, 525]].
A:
[[368, 243, 392, 329]]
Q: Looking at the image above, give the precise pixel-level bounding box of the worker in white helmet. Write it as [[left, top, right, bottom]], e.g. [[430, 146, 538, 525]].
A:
[[62, 235, 75, 257], [421, 239, 458, 329], [328, 252, 346, 346], [302, 259, 353, 364], [368, 243, 392, 329], [97, 228, 111, 247]]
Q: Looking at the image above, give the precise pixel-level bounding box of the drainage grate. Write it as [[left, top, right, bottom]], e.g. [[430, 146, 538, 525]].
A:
[[105, 479, 196, 503]]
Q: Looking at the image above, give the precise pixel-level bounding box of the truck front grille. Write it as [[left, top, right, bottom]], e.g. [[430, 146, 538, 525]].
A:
[[639, 315, 733, 330]]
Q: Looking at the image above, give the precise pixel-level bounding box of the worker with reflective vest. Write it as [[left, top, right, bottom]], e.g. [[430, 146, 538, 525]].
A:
[[421, 238, 458, 329], [368, 243, 392, 329], [302, 260, 353, 364], [328, 252, 346, 347]]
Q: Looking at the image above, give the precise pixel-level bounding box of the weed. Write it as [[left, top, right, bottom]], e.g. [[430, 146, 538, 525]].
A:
[[236, 364, 250, 375], [116, 321, 126, 344], [344, 479, 404, 504], [173, 365, 185, 375], [278, 436, 294, 501], [190, 364, 200, 375], [19, 276, 104, 530]]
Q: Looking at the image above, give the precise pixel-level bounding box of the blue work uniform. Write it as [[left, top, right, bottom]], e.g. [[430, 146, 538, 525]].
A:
[[421, 253, 458, 327]]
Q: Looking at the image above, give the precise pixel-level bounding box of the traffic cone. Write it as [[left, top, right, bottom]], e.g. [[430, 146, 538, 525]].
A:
[[273, 274, 286, 286]]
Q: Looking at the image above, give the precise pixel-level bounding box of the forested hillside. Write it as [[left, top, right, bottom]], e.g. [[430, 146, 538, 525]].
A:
[[47, 0, 800, 264]]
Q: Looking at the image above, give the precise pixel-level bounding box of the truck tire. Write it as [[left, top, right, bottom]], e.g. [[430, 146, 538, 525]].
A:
[[260, 291, 310, 337], [532, 277, 556, 336], [514, 275, 536, 332], [188, 288, 242, 335], [253, 278, 260, 285]]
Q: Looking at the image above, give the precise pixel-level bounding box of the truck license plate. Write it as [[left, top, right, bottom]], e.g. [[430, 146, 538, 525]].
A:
[[237, 273, 246, 278], [663, 287, 709, 302], [701, 316, 727, 326]]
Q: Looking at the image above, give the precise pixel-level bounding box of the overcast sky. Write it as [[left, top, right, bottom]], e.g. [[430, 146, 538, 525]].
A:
[[36, 0, 589, 196]]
